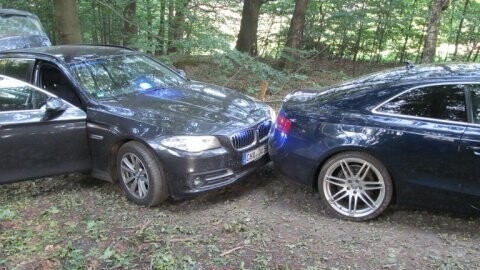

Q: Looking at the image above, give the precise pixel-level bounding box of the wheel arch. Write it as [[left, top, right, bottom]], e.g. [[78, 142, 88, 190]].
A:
[[109, 137, 159, 183]]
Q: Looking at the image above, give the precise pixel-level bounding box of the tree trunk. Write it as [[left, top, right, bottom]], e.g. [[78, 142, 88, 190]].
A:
[[466, 25, 477, 61], [375, 0, 393, 63], [146, 0, 153, 53], [453, 0, 470, 58], [91, 1, 99, 44], [352, 1, 367, 75], [122, 1, 137, 47], [167, 0, 175, 52], [100, 3, 107, 43], [421, 0, 450, 63], [169, 0, 190, 53], [52, 0, 82, 44], [156, 0, 167, 55], [398, 0, 417, 64], [279, 0, 309, 70], [235, 0, 263, 56], [473, 46, 480, 62]]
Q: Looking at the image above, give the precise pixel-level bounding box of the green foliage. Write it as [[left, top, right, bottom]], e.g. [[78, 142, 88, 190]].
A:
[[213, 49, 290, 94], [152, 250, 199, 270], [0, 208, 16, 221], [0, 0, 478, 80]]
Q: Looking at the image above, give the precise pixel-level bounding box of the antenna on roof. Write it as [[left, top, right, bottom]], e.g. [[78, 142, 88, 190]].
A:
[[404, 61, 415, 71]]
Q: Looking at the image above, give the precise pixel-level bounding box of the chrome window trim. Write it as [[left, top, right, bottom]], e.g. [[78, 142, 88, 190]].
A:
[[0, 57, 36, 62], [0, 74, 79, 114], [0, 108, 44, 114], [371, 81, 480, 126], [0, 107, 86, 125]]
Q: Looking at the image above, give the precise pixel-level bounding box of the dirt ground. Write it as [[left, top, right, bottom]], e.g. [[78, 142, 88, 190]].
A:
[[1, 163, 479, 269]]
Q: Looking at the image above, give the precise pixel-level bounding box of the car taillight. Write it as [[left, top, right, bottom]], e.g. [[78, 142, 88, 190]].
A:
[[276, 114, 292, 134]]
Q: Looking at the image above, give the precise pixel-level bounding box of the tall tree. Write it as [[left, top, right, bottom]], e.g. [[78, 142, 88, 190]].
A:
[[52, 0, 82, 44], [235, 0, 264, 56], [169, 0, 190, 53], [122, 0, 137, 47], [453, 0, 470, 58], [156, 0, 167, 55], [279, 0, 310, 70], [421, 0, 450, 63]]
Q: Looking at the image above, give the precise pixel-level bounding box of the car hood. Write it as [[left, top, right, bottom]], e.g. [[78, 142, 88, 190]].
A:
[[0, 35, 51, 51], [95, 81, 269, 135]]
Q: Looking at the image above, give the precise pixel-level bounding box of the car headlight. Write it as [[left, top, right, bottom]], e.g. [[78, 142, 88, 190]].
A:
[[268, 106, 277, 123], [160, 136, 221, 152]]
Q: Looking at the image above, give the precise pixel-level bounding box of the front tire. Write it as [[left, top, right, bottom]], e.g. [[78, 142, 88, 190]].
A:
[[117, 141, 169, 206], [318, 151, 392, 221]]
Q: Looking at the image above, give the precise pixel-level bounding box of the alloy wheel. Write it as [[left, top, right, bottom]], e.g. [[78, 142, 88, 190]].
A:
[[120, 153, 150, 199], [322, 157, 386, 218]]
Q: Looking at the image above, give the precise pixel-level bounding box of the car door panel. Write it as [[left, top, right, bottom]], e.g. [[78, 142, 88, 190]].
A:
[[0, 107, 91, 183], [458, 126, 480, 196], [372, 83, 470, 207], [0, 76, 91, 184], [374, 118, 466, 193], [458, 85, 480, 198]]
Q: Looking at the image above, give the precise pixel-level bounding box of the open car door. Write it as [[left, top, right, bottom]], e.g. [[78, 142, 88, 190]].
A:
[[0, 75, 91, 183]]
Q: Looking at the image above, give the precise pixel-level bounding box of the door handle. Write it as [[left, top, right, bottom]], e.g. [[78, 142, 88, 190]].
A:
[[467, 146, 480, 156]]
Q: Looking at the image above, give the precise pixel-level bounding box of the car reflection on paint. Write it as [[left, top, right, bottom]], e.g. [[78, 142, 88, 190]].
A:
[[269, 63, 480, 221], [0, 45, 275, 206]]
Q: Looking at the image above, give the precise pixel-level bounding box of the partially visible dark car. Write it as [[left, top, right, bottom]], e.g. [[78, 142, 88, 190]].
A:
[[0, 45, 274, 206], [0, 9, 51, 51], [269, 63, 480, 221]]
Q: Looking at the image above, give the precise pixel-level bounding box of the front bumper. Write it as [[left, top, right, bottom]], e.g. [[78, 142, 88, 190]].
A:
[[154, 142, 270, 199]]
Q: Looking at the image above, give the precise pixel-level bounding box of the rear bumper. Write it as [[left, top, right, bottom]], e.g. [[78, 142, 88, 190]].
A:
[[268, 129, 320, 187]]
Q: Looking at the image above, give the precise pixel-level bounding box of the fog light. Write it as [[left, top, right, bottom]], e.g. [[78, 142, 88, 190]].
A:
[[192, 176, 204, 187]]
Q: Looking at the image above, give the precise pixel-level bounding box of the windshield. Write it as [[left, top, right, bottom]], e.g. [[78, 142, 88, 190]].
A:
[[0, 15, 46, 37], [70, 54, 186, 99]]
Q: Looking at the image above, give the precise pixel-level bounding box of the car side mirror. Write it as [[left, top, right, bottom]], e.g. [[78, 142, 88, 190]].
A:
[[176, 69, 187, 79], [45, 97, 67, 112]]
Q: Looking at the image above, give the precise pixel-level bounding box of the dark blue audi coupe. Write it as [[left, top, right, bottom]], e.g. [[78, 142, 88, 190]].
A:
[[269, 63, 480, 221]]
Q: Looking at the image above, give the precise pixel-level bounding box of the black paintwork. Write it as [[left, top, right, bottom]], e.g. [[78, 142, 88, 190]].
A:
[[0, 45, 272, 198], [269, 63, 480, 213]]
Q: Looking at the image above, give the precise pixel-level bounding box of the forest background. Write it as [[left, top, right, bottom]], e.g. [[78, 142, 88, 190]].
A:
[[2, 0, 478, 96]]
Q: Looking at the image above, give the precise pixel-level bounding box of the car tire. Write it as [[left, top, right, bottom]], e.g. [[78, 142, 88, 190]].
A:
[[116, 141, 169, 206], [318, 151, 392, 221]]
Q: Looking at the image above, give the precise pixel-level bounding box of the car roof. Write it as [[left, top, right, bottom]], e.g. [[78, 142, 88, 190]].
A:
[[285, 63, 480, 111], [311, 63, 480, 100], [350, 63, 480, 87], [0, 9, 39, 19], [0, 45, 137, 64], [322, 63, 480, 94]]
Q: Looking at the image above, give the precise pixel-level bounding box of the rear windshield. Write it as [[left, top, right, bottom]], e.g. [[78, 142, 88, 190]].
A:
[[0, 14, 46, 37]]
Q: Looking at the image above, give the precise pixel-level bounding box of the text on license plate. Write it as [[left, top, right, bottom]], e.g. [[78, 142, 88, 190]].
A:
[[242, 145, 267, 165]]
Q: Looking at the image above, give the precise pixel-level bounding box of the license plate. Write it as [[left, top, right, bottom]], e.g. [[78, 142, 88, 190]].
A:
[[242, 145, 267, 165]]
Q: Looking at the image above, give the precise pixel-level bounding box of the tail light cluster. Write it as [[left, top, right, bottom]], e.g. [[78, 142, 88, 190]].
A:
[[276, 114, 292, 134]]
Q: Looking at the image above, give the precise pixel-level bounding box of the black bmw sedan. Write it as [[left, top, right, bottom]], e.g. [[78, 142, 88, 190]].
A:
[[269, 63, 480, 221], [0, 45, 274, 206]]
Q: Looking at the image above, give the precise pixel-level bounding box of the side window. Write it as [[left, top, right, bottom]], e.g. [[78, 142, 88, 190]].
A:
[[0, 59, 35, 82], [0, 77, 48, 112], [376, 84, 467, 122], [469, 85, 480, 123], [39, 64, 82, 106]]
